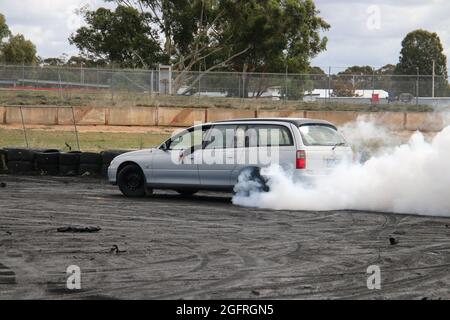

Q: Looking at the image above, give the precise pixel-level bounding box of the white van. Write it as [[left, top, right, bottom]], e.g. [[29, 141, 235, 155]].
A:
[[108, 118, 353, 197]]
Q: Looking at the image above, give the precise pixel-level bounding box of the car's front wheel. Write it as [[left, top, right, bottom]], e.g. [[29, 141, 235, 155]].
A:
[[118, 164, 147, 197]]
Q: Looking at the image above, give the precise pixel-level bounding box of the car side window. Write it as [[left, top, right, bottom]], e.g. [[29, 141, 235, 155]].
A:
[[168, 126, 209, 151], [235, 126, 246, 148], [245, 125, 293, 147], [204, 125, 236, 149]]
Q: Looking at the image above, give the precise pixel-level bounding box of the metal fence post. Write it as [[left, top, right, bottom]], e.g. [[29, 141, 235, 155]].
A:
[[57, 68, 63, 103], [328, 66, 331, 102], [238, 73, 241, 99], [416, 68, 419, 105], [22, 63, 25, 87], [71, 106, 80, 151], [19, 106, 29, 148], [284, 65, 288, 103], [150, 70, 154, 95], [198, 71, 201, 103]]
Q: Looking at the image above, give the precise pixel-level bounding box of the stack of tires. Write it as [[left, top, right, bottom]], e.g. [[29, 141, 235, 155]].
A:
[[59, 151, 82, 176], [3, 148, 36, 174], [35, 149, 60, 175], [0, 148, 129, 178], [79, 152, 103, 176], [0, 149, 8, 173]]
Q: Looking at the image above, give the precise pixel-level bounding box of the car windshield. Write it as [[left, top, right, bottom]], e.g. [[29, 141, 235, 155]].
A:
[[299, 125, 347, 146]]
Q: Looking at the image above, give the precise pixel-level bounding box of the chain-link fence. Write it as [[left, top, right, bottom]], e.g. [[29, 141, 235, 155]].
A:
[[1, 64, 449, 107]]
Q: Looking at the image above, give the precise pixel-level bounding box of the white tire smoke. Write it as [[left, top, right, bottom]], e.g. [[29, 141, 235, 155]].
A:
[[233, 122, 450, 217]]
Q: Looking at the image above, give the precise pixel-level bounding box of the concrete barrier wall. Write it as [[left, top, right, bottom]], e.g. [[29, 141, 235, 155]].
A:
[[108, 106, 157, 126], [257, 110, 306, 118], [207, 108, 256, 122], [0, 107, 5, 124], [1, 105, 448, 132], [405, 112, 448, 132], [59, 107, 106, 125], [6, 106, 58, 125], [157, 107, 206, 126], [305, 111, 360, 126]]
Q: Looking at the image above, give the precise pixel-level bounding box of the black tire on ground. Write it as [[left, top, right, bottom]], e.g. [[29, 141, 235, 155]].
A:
[[34, 149, 60, 153], [80, 152, 102, 165], [7, 161, 34, 174], [101, 164, 109, 179], [175, 189, 199, 197], [36, 164, 59, 176], [5, 148, 36, 162], [59, 164, 79, 176], [234, 167, 269, 196], [0, 149, 7, 172], [101, 150, 128, 165], [117, 164, 147, 198], [79, 164, 101, 176], [35, 151, 60, 166], [59, 151, 81, 166]]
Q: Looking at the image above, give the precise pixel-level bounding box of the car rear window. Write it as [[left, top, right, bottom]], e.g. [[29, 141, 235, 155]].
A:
[[299, 125, 346, 146]]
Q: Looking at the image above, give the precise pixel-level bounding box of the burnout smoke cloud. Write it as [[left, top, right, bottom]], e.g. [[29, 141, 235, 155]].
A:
[[233, 121, 450, 217]]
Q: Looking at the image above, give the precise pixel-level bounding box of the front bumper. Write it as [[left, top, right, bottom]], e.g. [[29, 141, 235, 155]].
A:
[[108, 165, 118, 185]]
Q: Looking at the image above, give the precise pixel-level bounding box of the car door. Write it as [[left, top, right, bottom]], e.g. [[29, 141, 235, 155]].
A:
[[231, 123, 296, 182], [150, 127, 206, 186], [198, 124, 238, 187]]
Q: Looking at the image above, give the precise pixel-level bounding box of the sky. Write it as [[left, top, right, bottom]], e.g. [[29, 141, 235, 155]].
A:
[[0, 0, 449, 73]]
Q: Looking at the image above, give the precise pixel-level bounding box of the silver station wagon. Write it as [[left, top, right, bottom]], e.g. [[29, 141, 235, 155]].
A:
[[108, 118, 352, 197]]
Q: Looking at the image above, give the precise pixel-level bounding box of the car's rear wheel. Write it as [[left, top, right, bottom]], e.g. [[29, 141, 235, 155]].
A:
[[118, 164, 147, 197], [175, 189, 198, 197], [234, 167, 269, 196]]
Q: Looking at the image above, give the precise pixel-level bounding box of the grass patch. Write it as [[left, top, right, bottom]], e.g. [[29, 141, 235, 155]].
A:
[[0, 127, 170, 152]]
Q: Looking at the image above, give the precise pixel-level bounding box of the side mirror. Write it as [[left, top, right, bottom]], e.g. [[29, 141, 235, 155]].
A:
[[161, 141, 170, 151]]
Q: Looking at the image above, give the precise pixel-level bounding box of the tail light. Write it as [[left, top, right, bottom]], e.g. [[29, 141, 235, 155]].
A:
[[296, 150, 306, 169]]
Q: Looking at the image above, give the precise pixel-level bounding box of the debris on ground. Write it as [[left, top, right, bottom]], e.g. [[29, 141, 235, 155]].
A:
[[57, 225, 101, 233], [109, 244, 127, 255], [251, 290, 260, 296], [389, 236, 399, 245], [0, 182, 6, 188]]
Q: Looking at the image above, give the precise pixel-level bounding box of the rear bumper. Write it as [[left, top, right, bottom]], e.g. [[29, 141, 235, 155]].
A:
[[291, 169, 334, 185]]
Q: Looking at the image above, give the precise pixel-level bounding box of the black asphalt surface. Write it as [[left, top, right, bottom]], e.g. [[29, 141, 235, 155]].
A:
[[0, 175, 449, 299]]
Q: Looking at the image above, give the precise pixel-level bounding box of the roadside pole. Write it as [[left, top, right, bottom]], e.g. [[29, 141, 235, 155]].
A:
[[432, 60, 435, 98], [416, 67, 419, 105], [19, 106, 29, 148], [71, 106, 81, 151]]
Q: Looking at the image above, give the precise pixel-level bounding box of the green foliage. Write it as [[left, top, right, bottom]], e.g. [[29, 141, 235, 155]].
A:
[[395, 29, 448, 96], [1, 34, 37, 64], [308, 66, 326, 75], [69, 6, 164, 68], [0, 12, 10, 41], [377, 64, 396, 75], [338, 66, 374, 75], [76, 0, 329, 74], [218, 0, 329, 73], [396, 29, 447, 77]]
